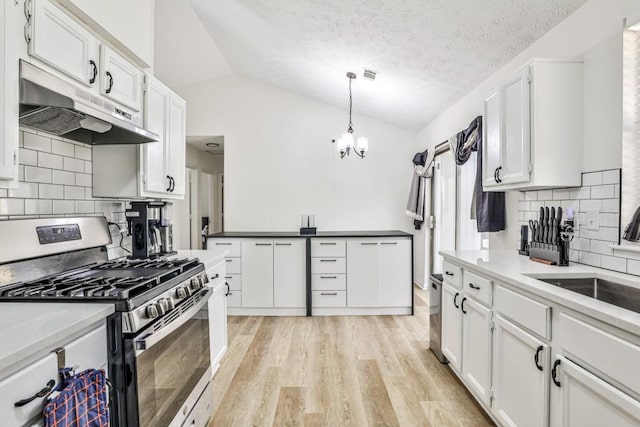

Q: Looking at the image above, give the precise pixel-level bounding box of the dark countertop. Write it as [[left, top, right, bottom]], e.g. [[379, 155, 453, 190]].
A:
[[206, 230, 413, 238]]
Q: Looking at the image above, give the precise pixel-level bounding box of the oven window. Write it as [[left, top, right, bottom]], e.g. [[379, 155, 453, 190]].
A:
[[136, 307, 210, 426]]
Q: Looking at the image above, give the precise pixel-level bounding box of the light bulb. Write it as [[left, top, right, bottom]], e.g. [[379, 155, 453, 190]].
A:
[[336, 136, 347, 152], [342, 132, 354, 149], [356, 137, 368, 152]]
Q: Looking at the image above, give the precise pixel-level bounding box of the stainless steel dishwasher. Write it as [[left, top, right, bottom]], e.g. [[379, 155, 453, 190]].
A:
[[429, 273, 448, 364]]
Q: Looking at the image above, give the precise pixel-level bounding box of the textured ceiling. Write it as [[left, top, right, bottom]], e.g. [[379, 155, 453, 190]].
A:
[[185, 0, 586, 130], [187, 135, 225, 154]]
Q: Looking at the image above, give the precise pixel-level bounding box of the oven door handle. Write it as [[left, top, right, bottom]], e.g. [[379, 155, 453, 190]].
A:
[[134, 288, 211, 356]]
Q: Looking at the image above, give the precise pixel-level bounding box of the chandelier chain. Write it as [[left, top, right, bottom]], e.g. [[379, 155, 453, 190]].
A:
[[348, 77, 354, 133]]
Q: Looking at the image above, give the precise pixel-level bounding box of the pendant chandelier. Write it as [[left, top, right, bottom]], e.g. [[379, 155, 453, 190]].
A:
[[334, 72, 368, 159]]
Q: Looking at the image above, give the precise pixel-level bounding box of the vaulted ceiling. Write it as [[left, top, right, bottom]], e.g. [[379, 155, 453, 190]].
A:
[[155, 0, 586, 130]]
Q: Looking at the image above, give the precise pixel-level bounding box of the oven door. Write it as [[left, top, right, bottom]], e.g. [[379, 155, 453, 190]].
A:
[[130, 287, 212, 427]]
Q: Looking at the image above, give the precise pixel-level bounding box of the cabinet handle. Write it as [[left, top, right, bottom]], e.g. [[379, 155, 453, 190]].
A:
[[453, 292, 460, 308], [320, 292, 337, 296], [320, 276, 337, 279], [320, 259, 337, 262], [275, 243, 292, 246], [494, 167, 499, 184], [381, 242, 397, 245], [216, 243, 232, 246], [169, 176, 176, 192], [320, 242, 336, 245], [211, 273, 219, 280], [534, 345, 544, 372], [460, 297, 467, 314], [551, 359, 561, 387], [105, 71, 114, 94], [225, 276, 232, 279], [166, 175, 172, 192], [224, 282, 230, 297], [361, 242, 378, 245], [89, 60, 97, 84], [225, 259, 232, 263], [445, 271, 454, 276], [468, 283, 480, 290], [255, 243, 272, 246], [496, 166, 502, 183], [14, 379, 55, 407]]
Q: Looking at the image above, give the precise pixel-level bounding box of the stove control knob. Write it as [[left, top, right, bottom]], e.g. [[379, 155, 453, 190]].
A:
[[145, 304, 159, 319], [155, 301, 167, 316], [164, 298, 175, 311], [190, 278, 200, 290], [158, 298, 173, 313], [176, 286, 191, 299]]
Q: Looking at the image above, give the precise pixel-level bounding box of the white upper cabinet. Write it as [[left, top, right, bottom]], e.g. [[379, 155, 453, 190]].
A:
[[100, 45, 143, 111], [0, 0, 20, 186], [142, 76, 171, 194], [483, 59, 583, 191], [28, 0, 100, 87], [167, 93, 186, 196]]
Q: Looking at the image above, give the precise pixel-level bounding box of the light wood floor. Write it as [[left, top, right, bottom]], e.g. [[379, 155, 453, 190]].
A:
[[208, 286, 494, 427]]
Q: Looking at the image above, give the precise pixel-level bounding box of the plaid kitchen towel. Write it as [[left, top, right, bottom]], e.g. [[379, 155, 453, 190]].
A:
[[43, 368, 109, 427]]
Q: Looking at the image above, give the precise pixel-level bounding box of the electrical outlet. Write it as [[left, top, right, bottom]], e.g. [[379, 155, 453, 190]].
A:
[[586, 210, 599, 231]]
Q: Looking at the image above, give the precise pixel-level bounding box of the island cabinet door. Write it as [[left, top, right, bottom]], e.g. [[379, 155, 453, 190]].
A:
[[441, 283, 462, 372], [346, 240, 380, 307], [241, 240, 274, 308], [492, 315, 549, 427], [273, 240, 306, 308], [379, 239, 412, 307], [461, 296, 492, 406], [551, 356, 640, 427]]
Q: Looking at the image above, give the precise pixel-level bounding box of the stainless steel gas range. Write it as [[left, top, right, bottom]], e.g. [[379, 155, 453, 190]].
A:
[[0, 217, 214, 427]]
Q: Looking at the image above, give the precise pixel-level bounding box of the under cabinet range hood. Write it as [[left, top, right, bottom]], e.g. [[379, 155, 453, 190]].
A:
[[18, 60, 158, 145]]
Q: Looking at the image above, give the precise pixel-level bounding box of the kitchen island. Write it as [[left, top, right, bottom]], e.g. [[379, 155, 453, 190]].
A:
[[439, 250, 640, 427], [207, 230, 414, 316]]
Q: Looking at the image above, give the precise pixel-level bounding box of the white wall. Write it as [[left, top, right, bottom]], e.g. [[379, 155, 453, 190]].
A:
[[413, 0, 640, 281], [185, 146, 224, 175], [176, 76, 416, 233]]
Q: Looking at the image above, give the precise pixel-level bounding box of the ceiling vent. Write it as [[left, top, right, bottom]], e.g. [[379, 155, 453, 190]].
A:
[[362, 69, 377, 81]]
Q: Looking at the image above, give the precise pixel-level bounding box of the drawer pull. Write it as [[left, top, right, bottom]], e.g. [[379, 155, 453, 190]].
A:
[[211, 273, 219, 280], [551, 359, 561, 387], [460, 297, 467, 314], [225, 259, 232, 263], [275, 243, 292, 246], [215, 243, 232, 245], [255, 243, 272, 246], [320, 259, 337, 262], [225, 276, 232, 279], [453, 292, 460, 308], [361, 242, 378, 245], [468, 283, 480, 290], [320, 276, 337, 279], [14, 379, 55, 407], [225, 282, 230, 297], [534, 345, 544, 372], [320, 292, 338, 296], [381, 242, 397, 245], [445, 271, 454, 276], [320, 242, 337, 245]]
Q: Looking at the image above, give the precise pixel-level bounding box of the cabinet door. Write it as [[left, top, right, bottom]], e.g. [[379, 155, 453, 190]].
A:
[[493, 315, 549, 427], [379, 239, 412, 307], [100, 45, 143, 111], [346, 240, 380, 307], [166, 93, 187, 196], [142, 75, 170, 194], [461, 296, 492, 405], [482, 90, 501, 188], [441, 283, 462, 372], [500, 67, 531, 185], [553, 356, 640, 427], [30, 0, 99, 87], [273, 240, 306, 308], [209, 284, 228, 371], [241, 240, 274, 308], [0, 1, 19, 182]]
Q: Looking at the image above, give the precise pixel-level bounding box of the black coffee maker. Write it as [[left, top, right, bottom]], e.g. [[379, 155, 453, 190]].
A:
[[126, 201, 174, 259]]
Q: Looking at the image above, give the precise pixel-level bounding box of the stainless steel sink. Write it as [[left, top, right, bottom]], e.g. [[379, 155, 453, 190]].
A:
[[536, 277, 640, 314]]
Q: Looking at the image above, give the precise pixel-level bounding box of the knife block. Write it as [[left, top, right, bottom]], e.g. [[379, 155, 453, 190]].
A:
[[529, 241, 569, 266]]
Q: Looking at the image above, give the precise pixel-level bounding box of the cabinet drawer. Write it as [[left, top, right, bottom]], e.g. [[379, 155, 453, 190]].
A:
[[494, 285, 550, 339], [311, 239, 346, 257], [227, 291, 242, 307], [0, 352, 58, 426], [443, 261, 462, 289], [65, 324, 108, 372], [557, 313, 640, 394], [463, 270, 493, 306], [312, 274, 346, 291], [312, 290, 347, 308], [225, 257, 242, 274], [311, 257, 346, 274], [207, 260, 225, 287], [209, 239, 241, 257], [224, 274, 241, 291]]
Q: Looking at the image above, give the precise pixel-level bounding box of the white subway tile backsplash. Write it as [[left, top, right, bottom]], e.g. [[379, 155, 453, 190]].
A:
[[601, 199, 620, 213], [524, 191, 538, 201], [84, 161, 92, 174], [74, 145, 91, 161], [9, 182, 38, 199], [25, 199, 52, 215], [599, 213, 618, 227], [579, 251, 601, 267], [39, 184, 64, 199], [52, 170, 75, 185], [23, 132, 51, 152], [53, 200, 75, 214], [590, 185, 614, 199], [24, 166, 52, 184], [76, 201, 95, 213], [38, 152, 63, 169], [19, 148, 37, 166], [18, 166, 24, 181], [0, 198, 25, 215], [601, 255, 626, 273], [569, 187, 590, 199], [537, 190, 553, 200], [63, 157, 85, 173], [552, 189, 571, 200], [51, 140, 75, 157], [589, 240, 614, 256], [64, 185, 86, 200], [517, 201, 530, 211], [582, 171, 603, 186], [627, 259, 640, 276], [75, 173, 92, 187], [599, 227, 620, 243], [580, 199, 602, 212], [602, 170, 620, 185]]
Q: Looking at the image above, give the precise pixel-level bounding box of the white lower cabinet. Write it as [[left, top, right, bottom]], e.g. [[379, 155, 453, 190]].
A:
[[273, 240, 306, 308], [380, 239, 412, 307], [461, 295, 492, 405], [441, 283, 463, 372], [346, 240, 380, 307], [209, 281, 228, 374], [492, 314, 549, 427], [241, 240, 274, 308], [552, 356, 640, 426]]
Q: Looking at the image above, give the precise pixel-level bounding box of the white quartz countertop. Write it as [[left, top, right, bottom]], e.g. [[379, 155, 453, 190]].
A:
[[173, 249, 226, 269], [0, 303, 114, 373], [440, 250, 640, 336]]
